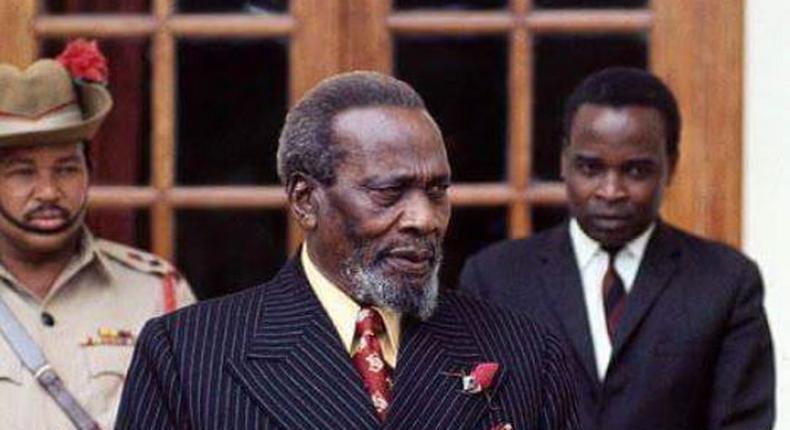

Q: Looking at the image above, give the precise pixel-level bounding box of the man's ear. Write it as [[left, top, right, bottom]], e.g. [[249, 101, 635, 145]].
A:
[[287, 173, 320, 231]]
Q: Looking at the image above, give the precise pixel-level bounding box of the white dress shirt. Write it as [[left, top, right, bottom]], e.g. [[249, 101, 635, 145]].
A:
[[569, 219, 655, 380]]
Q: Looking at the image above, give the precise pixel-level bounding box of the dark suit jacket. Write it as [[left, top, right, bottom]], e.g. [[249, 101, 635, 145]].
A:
[[116, 258, 579, 429], [460, 222, 774, 430]]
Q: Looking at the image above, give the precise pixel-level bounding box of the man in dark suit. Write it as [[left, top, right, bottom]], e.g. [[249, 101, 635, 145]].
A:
[[460, 68, 775, 430], [116, 71, 578, 429]]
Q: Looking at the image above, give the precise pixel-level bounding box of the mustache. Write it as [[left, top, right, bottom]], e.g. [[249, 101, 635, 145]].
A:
[[0, 202, 84, 236], [376, 237, 441, 264], [23, 204, 71, 223]]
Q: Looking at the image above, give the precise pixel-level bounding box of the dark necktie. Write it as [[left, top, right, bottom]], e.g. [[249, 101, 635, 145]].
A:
[[602, 247, 626, 340], [351, 307, 393, 421]]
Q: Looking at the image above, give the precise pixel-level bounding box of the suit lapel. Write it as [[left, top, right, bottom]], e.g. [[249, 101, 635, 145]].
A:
[[226, 259, 380, 430], [537, 225, 599, 386], [385, 299, 503, 430], [611, 223, 681, 356]]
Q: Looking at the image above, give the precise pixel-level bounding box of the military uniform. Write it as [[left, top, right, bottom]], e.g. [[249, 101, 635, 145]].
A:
[[0, 229, 195, 429]]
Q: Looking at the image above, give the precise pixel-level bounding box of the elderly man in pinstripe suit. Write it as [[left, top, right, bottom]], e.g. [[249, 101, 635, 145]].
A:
[[116, 71, 579, 430]]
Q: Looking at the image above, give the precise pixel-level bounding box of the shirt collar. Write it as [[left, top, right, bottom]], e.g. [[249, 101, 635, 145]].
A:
[[45, 229, 115, 299], [73, 229, 116, 281], [0, 260, 18, 290], [0, 228, 113, 301], [569, 218, 656, 266], [622, 222, 655, 262], [300, 245, 401, 360], [569, 219, 600, 269]]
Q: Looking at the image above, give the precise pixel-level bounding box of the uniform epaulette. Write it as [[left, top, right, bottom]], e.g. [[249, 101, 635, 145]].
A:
[[95, 239, 178, 279]]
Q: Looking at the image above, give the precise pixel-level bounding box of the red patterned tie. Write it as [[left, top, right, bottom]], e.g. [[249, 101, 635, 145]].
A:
[[602, 247, 626, 340], [352, 307, 393, 421]]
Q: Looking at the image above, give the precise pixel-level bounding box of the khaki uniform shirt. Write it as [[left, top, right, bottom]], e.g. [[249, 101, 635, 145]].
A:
[[0, 230, 195, 429]]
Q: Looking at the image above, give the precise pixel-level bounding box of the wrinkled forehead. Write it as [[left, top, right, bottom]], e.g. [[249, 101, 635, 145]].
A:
[[0, 141, 85, 163], [331, 105, 442, 142], [331, 106, 449, 179]]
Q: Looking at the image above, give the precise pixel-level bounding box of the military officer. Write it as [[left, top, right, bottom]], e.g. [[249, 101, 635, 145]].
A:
[[0, 40, 194, 429]]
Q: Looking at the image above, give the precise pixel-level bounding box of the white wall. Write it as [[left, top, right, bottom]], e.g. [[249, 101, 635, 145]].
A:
[[744, 0, 790, 428]]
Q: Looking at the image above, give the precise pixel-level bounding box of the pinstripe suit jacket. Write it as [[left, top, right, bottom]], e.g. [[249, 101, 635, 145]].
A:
[[115, 258, 578, 430]]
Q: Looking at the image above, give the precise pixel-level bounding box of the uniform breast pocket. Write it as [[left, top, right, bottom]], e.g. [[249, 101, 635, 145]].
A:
[[81, 346, 135, 425], [0, 350, 23, 385], [0, 348, 25, 430], [83, 345, 134, 379], [0, 338, 25, 385]]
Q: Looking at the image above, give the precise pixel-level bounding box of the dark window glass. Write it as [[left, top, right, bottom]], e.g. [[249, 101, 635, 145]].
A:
[[86, 208, 150, 250], [395, 0, 505, 10], [178, 0, 287, 13], [43, 0, 150, 14], [176, 39, 288, 185], [532, 33, 647, 180], [441, 206, 507, 289], [534, 0, 647, 8], [396, 36, 507, 182], [40, 38, 151, 186], [532, 205, 568, 233], [176, 209, 288, 299]]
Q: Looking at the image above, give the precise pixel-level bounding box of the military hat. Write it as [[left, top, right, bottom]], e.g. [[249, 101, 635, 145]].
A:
[[0, 39, 112, 147]]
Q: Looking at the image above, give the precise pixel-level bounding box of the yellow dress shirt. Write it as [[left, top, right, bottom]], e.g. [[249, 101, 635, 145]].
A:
[[301, 246, 401, 367]]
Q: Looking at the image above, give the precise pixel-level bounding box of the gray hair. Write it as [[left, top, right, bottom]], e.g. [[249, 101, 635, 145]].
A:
[[276, 71, 426, 186]]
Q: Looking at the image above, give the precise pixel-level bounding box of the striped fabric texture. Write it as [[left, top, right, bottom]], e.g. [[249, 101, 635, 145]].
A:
[[115, 258, 579, 430], [602, 248, 626, 340]]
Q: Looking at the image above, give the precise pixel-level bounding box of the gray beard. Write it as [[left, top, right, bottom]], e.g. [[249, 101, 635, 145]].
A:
[[341, 250, 441, 321]]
